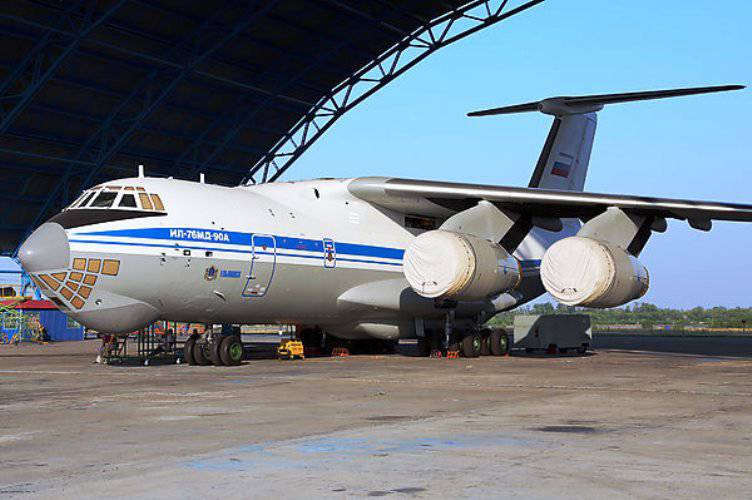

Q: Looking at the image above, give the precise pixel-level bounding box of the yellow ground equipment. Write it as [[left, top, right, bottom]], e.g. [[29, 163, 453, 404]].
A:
[[277, 340, 305, 360]]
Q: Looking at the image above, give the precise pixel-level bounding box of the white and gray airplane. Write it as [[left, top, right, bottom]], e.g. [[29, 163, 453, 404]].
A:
[[16, 84, 751, 364]]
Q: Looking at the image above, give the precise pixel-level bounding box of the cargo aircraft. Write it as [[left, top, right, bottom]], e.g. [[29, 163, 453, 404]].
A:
[[17, 85, 751, 364]]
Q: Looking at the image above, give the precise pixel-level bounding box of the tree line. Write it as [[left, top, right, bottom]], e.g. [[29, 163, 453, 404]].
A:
[[491, 302, 752, 330]]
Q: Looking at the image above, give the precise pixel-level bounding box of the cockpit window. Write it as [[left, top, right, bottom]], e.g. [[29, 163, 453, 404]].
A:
[[150, 194, 164, 211], [89, 191, 118, 208], [76, 191, 97, 208], [139, 193, 153, 210], [118, 193, 137, 208]]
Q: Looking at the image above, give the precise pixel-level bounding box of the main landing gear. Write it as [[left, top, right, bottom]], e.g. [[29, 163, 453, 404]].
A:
[[418, 321, 510, 358], [184, 331, 244, 367]]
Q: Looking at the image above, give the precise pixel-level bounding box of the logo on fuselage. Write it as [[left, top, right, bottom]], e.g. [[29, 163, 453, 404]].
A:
[[204, 265, 219, 281]]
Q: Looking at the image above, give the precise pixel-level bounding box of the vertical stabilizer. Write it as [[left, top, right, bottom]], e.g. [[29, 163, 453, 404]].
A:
[[528, 113, 596, 191]]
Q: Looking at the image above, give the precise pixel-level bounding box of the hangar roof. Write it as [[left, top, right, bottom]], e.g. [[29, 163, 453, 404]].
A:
[[0, 0, 543, 255]]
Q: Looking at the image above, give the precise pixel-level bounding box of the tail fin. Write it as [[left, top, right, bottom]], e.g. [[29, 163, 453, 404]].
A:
[[527, 113, 596, 191], [468, 84, 744, 192]]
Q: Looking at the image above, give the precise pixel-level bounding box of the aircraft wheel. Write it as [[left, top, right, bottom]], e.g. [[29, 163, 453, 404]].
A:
[[479, 328, 491, 356], [489, 329, 509, 356], [192, 339, 211, 366], [183, 334, 198, 365], [209, 338, 225, 366], [219, 335, 244, 366], [461, 333, 481, 358]]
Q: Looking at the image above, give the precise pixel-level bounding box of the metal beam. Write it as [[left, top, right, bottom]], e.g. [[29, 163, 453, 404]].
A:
[[245, 0, 545, 184], [0, 0, 128, 135]]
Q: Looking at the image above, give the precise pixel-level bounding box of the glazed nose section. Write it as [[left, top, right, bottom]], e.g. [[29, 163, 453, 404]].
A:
[[17, 222, 70, 272]]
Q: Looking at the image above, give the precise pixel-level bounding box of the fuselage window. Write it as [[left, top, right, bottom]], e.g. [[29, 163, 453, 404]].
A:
[[139, 193, 153, 210], [118, 193, 137, 208], [90, 191, 118, 208]]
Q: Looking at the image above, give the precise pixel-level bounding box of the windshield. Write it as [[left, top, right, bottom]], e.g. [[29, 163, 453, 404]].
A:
[[64, 185, 167, 212]]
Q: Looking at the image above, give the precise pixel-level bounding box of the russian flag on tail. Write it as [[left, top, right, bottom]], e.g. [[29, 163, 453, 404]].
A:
[[551, 160, 571, 178]]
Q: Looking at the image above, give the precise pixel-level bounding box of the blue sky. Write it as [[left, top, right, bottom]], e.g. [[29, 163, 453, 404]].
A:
[[2, 0, 750, 308]]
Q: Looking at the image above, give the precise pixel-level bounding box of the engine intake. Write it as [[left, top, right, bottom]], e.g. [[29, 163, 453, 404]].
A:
[[403, 230, 521, 301], [541, 236, 649, 308]]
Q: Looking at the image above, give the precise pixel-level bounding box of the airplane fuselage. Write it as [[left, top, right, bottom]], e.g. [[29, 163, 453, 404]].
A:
[[19, 176, 575, 340]]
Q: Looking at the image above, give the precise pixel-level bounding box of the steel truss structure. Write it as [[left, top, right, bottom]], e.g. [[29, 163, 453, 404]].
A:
[[245, 0, 544, 184]]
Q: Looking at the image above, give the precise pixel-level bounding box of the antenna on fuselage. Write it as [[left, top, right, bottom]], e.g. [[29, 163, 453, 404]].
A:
[[199, 173, 205, 184], [138, 164, 144, 177]]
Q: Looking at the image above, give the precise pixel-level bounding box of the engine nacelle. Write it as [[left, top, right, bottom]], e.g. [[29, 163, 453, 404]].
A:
[[403, 230, 521, 301], [541, 236, 649, 308]]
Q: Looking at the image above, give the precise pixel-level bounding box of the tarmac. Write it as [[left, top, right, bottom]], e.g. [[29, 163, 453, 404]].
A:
[[1, 336, 751, 498]]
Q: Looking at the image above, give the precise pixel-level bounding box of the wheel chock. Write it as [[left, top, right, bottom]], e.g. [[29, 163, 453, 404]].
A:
[[331, 347, 350, 357], [446, 350, 460, 359], [429, 349, 443, 358]]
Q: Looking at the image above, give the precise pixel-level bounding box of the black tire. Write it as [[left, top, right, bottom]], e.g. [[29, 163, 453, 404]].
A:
[[490, 329, 510, 356], [209, 337, 225, 366], [219, 335, 244, 366], [479, 328, 491, 356], [192, 339, 211, 366], [183, 334, 198, 365], [461, 333, 482, 358]]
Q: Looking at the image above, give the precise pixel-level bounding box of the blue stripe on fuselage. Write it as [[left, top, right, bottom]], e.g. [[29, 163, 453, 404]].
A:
[[73, 228, 542, 270], [77, 227, 405, 261]]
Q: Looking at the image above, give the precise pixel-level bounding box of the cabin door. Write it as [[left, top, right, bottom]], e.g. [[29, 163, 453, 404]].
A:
[[242, 234, 276, 297]]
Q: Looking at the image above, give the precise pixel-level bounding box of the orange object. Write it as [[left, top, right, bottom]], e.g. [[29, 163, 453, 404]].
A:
[[331, 347, 349, 357], [429, 350, 443, 358], [446, 350, 460, 359]]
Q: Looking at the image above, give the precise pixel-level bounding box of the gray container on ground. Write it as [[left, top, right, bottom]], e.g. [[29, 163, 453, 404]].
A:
[[512, 314, 592, 351]]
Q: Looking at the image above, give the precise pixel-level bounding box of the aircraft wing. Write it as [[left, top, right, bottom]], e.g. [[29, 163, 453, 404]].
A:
[[348, 176, 752, 224]]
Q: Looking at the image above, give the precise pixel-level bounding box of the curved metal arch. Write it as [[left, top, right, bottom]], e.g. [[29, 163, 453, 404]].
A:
[[243, 0, 546, 185]]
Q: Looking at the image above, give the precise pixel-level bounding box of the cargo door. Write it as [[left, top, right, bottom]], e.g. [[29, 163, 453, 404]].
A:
[[242, 234, 276, 297]]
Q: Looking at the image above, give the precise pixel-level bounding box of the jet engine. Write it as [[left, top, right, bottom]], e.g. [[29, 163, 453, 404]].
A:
[[403, 230, 521, 301], [540, 236, 649, 308]]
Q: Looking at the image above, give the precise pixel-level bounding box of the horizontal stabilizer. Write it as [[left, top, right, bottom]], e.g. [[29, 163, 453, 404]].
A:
[[468, 84, 744, 117]]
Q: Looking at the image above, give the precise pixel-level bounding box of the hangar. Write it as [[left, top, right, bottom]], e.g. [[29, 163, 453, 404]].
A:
[[0, 0, 543, 257]]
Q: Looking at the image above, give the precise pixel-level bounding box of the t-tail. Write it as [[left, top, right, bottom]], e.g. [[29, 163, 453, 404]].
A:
[[468, 84, 744, 192]]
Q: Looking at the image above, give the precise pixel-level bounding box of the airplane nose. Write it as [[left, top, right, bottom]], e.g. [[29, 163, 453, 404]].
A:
[[17, 222, 70, 272]]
